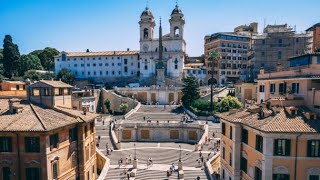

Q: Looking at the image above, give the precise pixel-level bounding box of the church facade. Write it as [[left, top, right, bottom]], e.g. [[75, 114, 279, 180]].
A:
[[54, 5, 188, 84], [138, 6, 186, 79]]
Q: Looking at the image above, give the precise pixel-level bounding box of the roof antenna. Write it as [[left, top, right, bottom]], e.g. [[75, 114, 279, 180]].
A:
[[146, 0, 149, 9], [176, 0, 179, 7]]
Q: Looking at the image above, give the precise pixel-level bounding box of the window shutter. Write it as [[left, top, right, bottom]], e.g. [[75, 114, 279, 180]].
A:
[[274, 140, 278, 155], [285, 140, 291, 156], [297, 83, 299, 93], [8, 138, 12, 152], [307, 140, 311, 157]]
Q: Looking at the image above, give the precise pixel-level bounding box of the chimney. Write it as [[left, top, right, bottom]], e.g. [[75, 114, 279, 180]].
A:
[[258, 105, 264, 119], [114, 51, 116, 55], [8, 99, 23, 114], [259, 67, 265, 74], [250, 22, 258, 33], [127, 48, 130, 51], [276, 63, 283, 72]]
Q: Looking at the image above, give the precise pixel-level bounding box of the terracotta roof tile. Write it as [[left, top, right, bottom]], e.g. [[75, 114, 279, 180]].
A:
[[217, 106, 320, 133], [0, 99, 96, 132], [37, 80, 73, 88], [56, 51, 139, 58]]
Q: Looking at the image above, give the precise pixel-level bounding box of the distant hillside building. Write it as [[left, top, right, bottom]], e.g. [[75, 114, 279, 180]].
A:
[[251, 24, 312, 79]]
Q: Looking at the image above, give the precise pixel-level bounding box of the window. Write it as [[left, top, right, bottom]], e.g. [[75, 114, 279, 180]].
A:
[[259, 85, 265, 92], [87, 63, 90, 67], [307, 140, 320, 157], [255, 167, 262, 180], [242, 129, 248, 144], [240, 156, 247, 173], [274, 139, 291, 156], [261, 51, 265, 56], [26, 168, 40, 180], [278, 51, 282, 59], [270, 84, 276, 93], [105, 63, 109, 66], [118, 71, 121, 75], [229, 152, 232, 166], [0, 137, 12, 152], [2, 167, 11, 180], [279, 83, 286, 94], [93, 63, 96, 67], [124, 67, 128, 73], [222, 147, 225, 160], [25, 137, 40, 153], [88, 71, 91, 75], [124, 59, 128, 64], [52, 161, 58, 179], [273, 174, 289, 180], [255, 135, 263, 153], [85, 125, 88, 138], [112, 63, 114, 66], [310, 175, 320, 180], [50, 133, 59, 149], [222, 169, 225, 179], [43, 88, 50, 96], [69, 127, 78, 142], [74, 64, 77, 67], [144, 65, 148, 70], [99, 63, 102, 67], [175, 64, 178, 69], [291, 83, 299, 94], [229, 126, 233, 140], [106, 71, 109, 75], [222, 123, 226, 135]]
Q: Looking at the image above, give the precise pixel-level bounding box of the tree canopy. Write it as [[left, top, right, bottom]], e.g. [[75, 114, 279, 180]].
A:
[[119, 103, 128, 114], [2, 35, 21, 78], [19, 54, 43, 76], [217, 95, 242, 112], [23, 70, 55, 81], [182, 75, 200, 107], [56, 68, 75, 84], [30, 47, 59, 70]]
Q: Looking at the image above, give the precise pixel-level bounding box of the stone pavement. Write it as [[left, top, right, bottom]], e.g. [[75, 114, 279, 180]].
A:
[[96, 115, 219, 179]]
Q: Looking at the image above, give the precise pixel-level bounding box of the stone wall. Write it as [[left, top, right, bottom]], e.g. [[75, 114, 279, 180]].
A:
[[101, 89, 139, 113], [114, 122, 206, 144]]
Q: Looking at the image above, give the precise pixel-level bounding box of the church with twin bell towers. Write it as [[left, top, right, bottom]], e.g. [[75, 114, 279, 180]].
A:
[[139, 5, 186, 84]]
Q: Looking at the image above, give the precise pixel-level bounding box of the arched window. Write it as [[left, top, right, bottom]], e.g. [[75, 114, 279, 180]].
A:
[[174, 27, 180, 37], [61, 54, 66, 61], [143, 28, 149, 39]]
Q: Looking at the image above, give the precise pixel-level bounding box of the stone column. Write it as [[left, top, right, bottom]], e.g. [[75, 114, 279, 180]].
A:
[[178, 160, 183, 170], [133, 159, 138, 169]]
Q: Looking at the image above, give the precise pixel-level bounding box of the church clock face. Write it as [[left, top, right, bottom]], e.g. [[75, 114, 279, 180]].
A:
[[143, 44, 149, 52]]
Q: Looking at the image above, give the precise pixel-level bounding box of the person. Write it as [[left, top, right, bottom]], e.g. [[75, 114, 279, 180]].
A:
[[196, 176, 200, 180], [199, 151, 202, 158], [102, 120, 105, 125], [127, 173, 130, 179], [171, 163, 175, 171], [128, 155, 132, 164], [149, 158, 153, 166], [98, 135, 101, 142]]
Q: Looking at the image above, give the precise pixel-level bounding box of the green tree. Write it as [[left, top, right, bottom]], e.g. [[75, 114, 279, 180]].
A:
[[182, 75, 200, 107], [208, 50, 220, 111], [19, 54, 43, 75], [56, 68, 75, 84], [120, 103, 128, 114], [0, 48, 3, 60], [104, 99, 111, 112], [217, 95, 242, 112], [37, 47, 59, 70], [2, 35, 21, 78]]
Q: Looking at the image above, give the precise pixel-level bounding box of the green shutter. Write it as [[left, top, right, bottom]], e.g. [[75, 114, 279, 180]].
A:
[[285, 139, 291, 156], [274, 140, 278, 155]]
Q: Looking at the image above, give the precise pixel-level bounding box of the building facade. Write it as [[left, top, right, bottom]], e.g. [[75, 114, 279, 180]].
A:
[[257, 54, 320, 114], [234, 82, 257, 105], [0, 80, 97, 180], [183, 62, 206, 85], [306, 23, 320, 52], [139, 5, 186, 79], [54, 5, 187, 85], [54, 51, 140, 83], [204, 32, 251, 86], [252, 24, 312, 79], [217, 105, 320, 180]]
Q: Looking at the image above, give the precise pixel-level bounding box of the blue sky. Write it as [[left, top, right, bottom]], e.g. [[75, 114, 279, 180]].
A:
[[0, 0, 319, 56]]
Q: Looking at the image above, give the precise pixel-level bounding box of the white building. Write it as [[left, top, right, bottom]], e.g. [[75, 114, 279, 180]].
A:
[[54, 51, 140, 82], [183, 63, 206, 85], [139, 5, 186, 79], [54, 5, 188, 84]]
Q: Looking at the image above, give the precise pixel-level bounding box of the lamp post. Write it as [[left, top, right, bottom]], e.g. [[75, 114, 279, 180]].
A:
[[134, 143, 137, 160], [179, 145, 181, 161]]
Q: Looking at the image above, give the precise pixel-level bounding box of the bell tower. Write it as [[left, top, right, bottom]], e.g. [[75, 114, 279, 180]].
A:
[[169, 5, 185, 39], [139, 7, 155, 41]]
